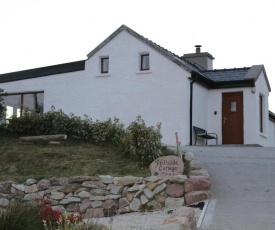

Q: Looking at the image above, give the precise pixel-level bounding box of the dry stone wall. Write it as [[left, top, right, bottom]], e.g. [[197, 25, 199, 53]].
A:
[[0, 152, 211, 229]]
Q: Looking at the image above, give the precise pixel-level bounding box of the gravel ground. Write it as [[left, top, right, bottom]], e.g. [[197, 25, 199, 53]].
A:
[[85, 207, 202, 230]]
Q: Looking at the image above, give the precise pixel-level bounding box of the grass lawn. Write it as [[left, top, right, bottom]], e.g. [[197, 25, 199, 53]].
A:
[[0, 134, 152, 183]]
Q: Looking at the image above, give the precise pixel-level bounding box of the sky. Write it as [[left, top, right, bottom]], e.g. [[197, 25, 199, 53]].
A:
[[1, 0, 275, 111]]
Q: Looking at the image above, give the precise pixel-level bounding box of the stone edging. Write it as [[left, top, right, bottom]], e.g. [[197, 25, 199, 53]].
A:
[[0, 152, 211, 230]]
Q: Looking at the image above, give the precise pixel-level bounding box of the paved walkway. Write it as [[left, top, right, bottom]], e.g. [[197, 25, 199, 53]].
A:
[[183, 146, 275, 230]]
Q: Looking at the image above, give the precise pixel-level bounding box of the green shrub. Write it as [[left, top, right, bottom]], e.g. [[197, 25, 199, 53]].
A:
[[5, 109, 90, 138], [91, 118, 125, 145], [0, 202, 44, 230], [122, 115, 162, 165], [5, 110, 164, 163], [5, 110, 124, 145], [0, 88, 5, 120]]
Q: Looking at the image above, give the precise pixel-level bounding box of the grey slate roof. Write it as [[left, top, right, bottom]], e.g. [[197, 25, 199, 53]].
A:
[[201, 68, 251, 82], [0, 60, 85, 83]]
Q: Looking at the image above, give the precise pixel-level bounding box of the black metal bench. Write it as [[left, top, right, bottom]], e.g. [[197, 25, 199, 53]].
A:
[[193, 126, 218, 145]]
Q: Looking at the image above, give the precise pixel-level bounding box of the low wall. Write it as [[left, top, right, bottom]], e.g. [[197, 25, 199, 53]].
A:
[[0, 152, 211, 229]]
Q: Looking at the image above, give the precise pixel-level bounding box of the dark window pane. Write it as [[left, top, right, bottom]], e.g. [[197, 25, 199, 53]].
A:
[[141, 54, 149, 70], [101, 58, 109, 73]]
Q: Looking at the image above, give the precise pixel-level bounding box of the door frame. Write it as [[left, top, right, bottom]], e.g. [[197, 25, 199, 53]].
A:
[[222, 91, 244, 144]]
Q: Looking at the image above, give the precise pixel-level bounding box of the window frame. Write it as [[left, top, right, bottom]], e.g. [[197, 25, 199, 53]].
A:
[[101, 57, 109, 74], [259, 94, 264, 133], [0, 91, 44, 118], [140, 53, 150, 71]]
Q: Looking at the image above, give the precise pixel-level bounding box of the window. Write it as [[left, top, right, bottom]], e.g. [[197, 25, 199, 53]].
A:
[[259, 95, 264, 133], [1, 92, 44, 119], [140, 54, 150, 71], [101, 57, 109, 73]]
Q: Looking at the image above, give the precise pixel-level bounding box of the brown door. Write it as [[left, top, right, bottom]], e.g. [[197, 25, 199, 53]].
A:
[[222, 92, 244, 144]]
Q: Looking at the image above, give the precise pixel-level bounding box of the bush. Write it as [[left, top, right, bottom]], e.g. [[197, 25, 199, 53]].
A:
[[91, 117, 125, 145], [122, 115, 162, 165], [0, 202, 44, 230], [5, 110, 125, 145], [5, 109, 164, 164], [0, 88, 6, 120]]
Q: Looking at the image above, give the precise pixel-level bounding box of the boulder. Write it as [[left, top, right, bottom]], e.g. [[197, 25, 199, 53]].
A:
[[184, 177, 211, 193], [68, 176, 91, 183], [114, 176, 143, 186], [165, 184, 184, 197], [165, 197, 185, 208], [37, 179, 51, 191], [129, 198, 141, 211], [153, 183, 167, 194], [184, 190, 211, 205]]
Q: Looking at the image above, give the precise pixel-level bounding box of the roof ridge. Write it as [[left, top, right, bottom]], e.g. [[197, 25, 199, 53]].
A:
[[202, 67, 251, 72], [87, 24, 198, 73]]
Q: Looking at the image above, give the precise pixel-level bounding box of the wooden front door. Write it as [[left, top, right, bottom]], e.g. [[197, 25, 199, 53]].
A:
[[222, 92, 244, 144]]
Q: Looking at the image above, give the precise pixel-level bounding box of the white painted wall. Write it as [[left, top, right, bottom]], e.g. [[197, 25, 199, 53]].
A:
[[254, 71, 274, 146], [84, 31, 192, 146], [1, 31, 274, 147], [192, 83, 210, 145], [207, 70, 274, 146], [0, 30, 192, 146], [208, 87, 259, 145]]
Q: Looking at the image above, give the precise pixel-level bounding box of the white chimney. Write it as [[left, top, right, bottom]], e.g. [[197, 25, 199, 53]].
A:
[[183, 45, 215, 70]]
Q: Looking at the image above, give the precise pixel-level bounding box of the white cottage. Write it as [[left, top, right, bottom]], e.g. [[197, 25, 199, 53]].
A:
[[0, 25, 274, 146]]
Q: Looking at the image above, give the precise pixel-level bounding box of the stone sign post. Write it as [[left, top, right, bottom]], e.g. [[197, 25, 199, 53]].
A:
[[149, 155, 184, 178]]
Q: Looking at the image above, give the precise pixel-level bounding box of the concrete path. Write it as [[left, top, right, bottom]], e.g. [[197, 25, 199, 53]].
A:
[[183, 146, 275, 230]]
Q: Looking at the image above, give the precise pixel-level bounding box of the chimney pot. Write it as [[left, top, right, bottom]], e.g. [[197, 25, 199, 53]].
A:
[[195, 45, 202, 53]]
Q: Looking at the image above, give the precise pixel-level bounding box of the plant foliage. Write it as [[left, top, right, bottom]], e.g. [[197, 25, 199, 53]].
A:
[[4, 110, 163, 165], [5, 109, 124, 145], [0, 88, 6, 120], [0, 202, 44, 230], [122, 115, 162, 165]]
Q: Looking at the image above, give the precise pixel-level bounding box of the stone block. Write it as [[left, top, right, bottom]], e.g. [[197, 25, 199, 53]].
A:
[[82, 181, 106, 189], [79, 199, 91, 213], [110, 185, 123, 195], [91, 200, 103, 208], [25, 184, 38, 193], [165, 197, 185, 208], [129, 198, 141, 211], [78, 191, 92, 198], [68, 176, 91, 184], [50, 191, 65, 200], [60, 197, 81, 205], [146, 181, 157, 190], [153, 183, 167, 194], [143, 188, 155, 199], [169, 175, 188, 183], [140, 194, 148, 205], [119, 198, 130, 209], [66, 203, 80, 212], [155, 194, 166, 204], [84, 208, 104, 218], [0, 198, 9, 207], [99, 175, 114, 184], [189, 169, 209, 177], [189, 159, 203, 170], [165, 184, 184, 197], [114, 176, 143, 186], [128, 184, 145, 192], [184, 152, 195, 162], [60, 184, 81, 193], [184, 177, 211, 193], [184, 190, 211, 205], [150, 156, 184, 178], [147, 199, 162, 210]]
